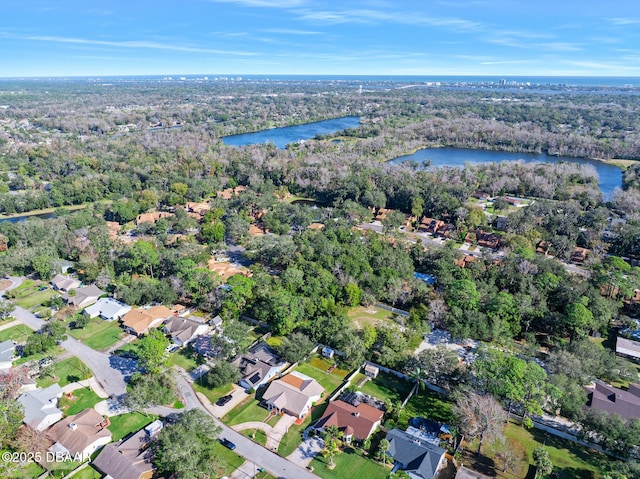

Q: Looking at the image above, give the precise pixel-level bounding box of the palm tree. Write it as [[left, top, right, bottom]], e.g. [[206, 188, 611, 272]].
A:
[[322, 426, 343, 468], [378, 438, 391, 465]]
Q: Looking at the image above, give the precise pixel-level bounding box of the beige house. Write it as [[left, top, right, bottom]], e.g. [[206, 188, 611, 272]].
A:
[[47, 408, 112, 458], [262, 372, 324, 419], [121, 305, 173, 336], [93, 424, 161, 479]]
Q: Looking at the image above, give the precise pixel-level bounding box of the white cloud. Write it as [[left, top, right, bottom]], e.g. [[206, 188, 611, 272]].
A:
[[608, 17, 640, 26], [537, 42, 582, 52]]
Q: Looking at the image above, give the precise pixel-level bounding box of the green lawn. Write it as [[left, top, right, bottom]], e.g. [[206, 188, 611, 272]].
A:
[[193, 382, 234, 404], [396, 389, 453, 429], [67, 317, 125, 350], [59, 388, 102, 416], [0, 324, 33, 342], [266, 335, 284, 348], [358, 372, 413, 404], [242, 428, 268, 446], [310, 446, 390, 479], [222, 398, 273, 426], [213, 442, 245, 477], [15, 289, 57, 310], [465, 421, 617, 479], [278, 403, 328, 457], [309, 356, 350, 378], [348, 306, 395, 329], [70, 465, 102, 479], [37, 356, 92, 388], [15, 345, 64, 366], [296, 361, 345, 397], [108, 412, 157, 441], [4, 460, 44, 479], [168, 349, 199, 371]]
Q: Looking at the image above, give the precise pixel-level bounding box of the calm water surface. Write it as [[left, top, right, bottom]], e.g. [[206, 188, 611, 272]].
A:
[[222, 116, 361, 149], [391, 147, 623, 198]]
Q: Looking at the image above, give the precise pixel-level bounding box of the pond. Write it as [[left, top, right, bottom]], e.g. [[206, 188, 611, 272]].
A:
[[390, 147, 623, 198], [222, 116, 361, 149]]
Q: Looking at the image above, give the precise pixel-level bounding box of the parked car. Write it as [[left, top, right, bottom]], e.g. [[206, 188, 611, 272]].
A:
[[216, 395, 233, 407], [219, 438, 236, 450]]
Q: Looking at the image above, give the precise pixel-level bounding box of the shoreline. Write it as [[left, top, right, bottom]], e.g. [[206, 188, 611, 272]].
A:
[[0, 202, 107, 221]]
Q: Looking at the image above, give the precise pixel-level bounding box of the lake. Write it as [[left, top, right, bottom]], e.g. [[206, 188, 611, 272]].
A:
[[222, 116, 361, 149], [390, 147, 623, 198], [0, 212, 56, 224]]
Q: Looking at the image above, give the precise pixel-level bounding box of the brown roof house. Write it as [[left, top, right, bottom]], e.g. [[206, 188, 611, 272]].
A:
[[314, 399, 384, 443], [63, 284, 105, 309], [163, 316, 209, 347], [262, 372, 324, 419], [571, 247, 589, 263], [121, 305, 173, 336], [135, 211, 172, 226], [47, 408, 112, 459], [92, 420, 163, 479], [584, 381, 640, 422]]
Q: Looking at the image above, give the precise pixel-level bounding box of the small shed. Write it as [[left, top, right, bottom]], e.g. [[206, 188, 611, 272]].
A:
[[364, 363, 380, 379], [322, 346, 334, 359]]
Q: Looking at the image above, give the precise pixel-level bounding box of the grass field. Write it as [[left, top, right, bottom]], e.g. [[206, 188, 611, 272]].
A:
[[0, 324, 33, 342], [15, 346, 64, 366], [358, 372, 413, 404], [296, 360, 346, 396], [15, 289, 57, 310], [347, 306, 396, 329], [242, 428, 268, 446], [168, 349, 199, 371], [310, 446, 390, 479], [213, 442, 245, 477], [396, 389, 453, 429], [5, 461, 44, 478], [59, 388, 102, 416], [67, 317, 125, 350], [69, 465, 102, 479], [37, 356, 92, 388], [193, 382, 234, 404], [465, 421, 617, 479], [222, 397, 273, 426], [277, 403, 328, 457], [108, 412, 157, 441]]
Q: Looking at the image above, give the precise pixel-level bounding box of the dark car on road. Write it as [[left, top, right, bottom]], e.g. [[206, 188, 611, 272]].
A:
[[219, 438, 236, 450], [216, 394, 233, 406]]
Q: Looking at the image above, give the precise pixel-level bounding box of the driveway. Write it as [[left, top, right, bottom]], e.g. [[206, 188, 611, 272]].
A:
[[208, 384, 249, 418], [287, 430, 324, 468]]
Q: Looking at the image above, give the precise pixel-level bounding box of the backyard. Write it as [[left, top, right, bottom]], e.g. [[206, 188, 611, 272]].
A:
[[357, 372, 413, 405], [464, 421, 617, 479], [309, 446, 390, 479], [396, 389, 453, 429], [37, 356, 92, 388], [7, 280, 58, 310], [295, 356, 349, 398], [67, 317, 125, 350]]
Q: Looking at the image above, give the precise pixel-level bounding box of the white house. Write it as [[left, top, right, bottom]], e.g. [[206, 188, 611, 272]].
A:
[[50, 274, 81, 293], [18, 384, 64, 431], [164, 316, 209, 346], [84, 298, 131, 321], [0, 340, 16, 370]]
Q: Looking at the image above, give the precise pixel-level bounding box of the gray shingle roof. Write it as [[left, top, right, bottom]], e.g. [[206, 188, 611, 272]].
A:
[[386, 428, 446, 479]]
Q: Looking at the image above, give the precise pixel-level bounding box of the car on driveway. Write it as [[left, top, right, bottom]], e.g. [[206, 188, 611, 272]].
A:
[[219, 438, 236, 450], [216, 394, 233, 406]]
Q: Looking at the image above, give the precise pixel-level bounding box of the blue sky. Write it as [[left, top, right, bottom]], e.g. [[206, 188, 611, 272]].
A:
[[1, 0, 639, 77]]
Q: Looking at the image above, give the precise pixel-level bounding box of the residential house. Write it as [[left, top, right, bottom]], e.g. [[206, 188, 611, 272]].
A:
[[0, 340, 15, 370], [386, 428, 447, 479], [465, 229, 502, 250], [84, 298, 131, 322], [536, 241, 553, 256], [163, 316, 209, 347], [62, 284, 105, 309], [135, 211, 172, 226], [435, 223, 458, 239], [571, 247, 589, 263], [584, 381, 640, 422], [18, 384, 63, 431], [121, 305, 173, 336], [217, 186, 247, 200], [185, 201, 211, 220], [418, 217, 445, 235], [262, 371, 324, 419], [322, 346, 335, 359], [454, 254, 475, 268], [47, 408, 112, 458], [616, 336, 640, 361], [314, 399, 384, 443], [105, 221, 122, 240], [50, 274, 81, 293], [307, 222, 325, 231], [211, 315, 223, 330], [92, 422, 163, 479], [235, 342, 285, 390]]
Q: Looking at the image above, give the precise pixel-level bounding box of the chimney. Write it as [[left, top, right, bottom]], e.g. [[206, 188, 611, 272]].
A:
[[68, 423, 78, 431]]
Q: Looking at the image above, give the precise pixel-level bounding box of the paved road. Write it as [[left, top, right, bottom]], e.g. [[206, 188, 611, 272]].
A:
[[9, 303, 127, 397]]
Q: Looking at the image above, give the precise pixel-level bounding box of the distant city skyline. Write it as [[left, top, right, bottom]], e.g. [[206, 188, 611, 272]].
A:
[[1, 0, 639, 77]]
